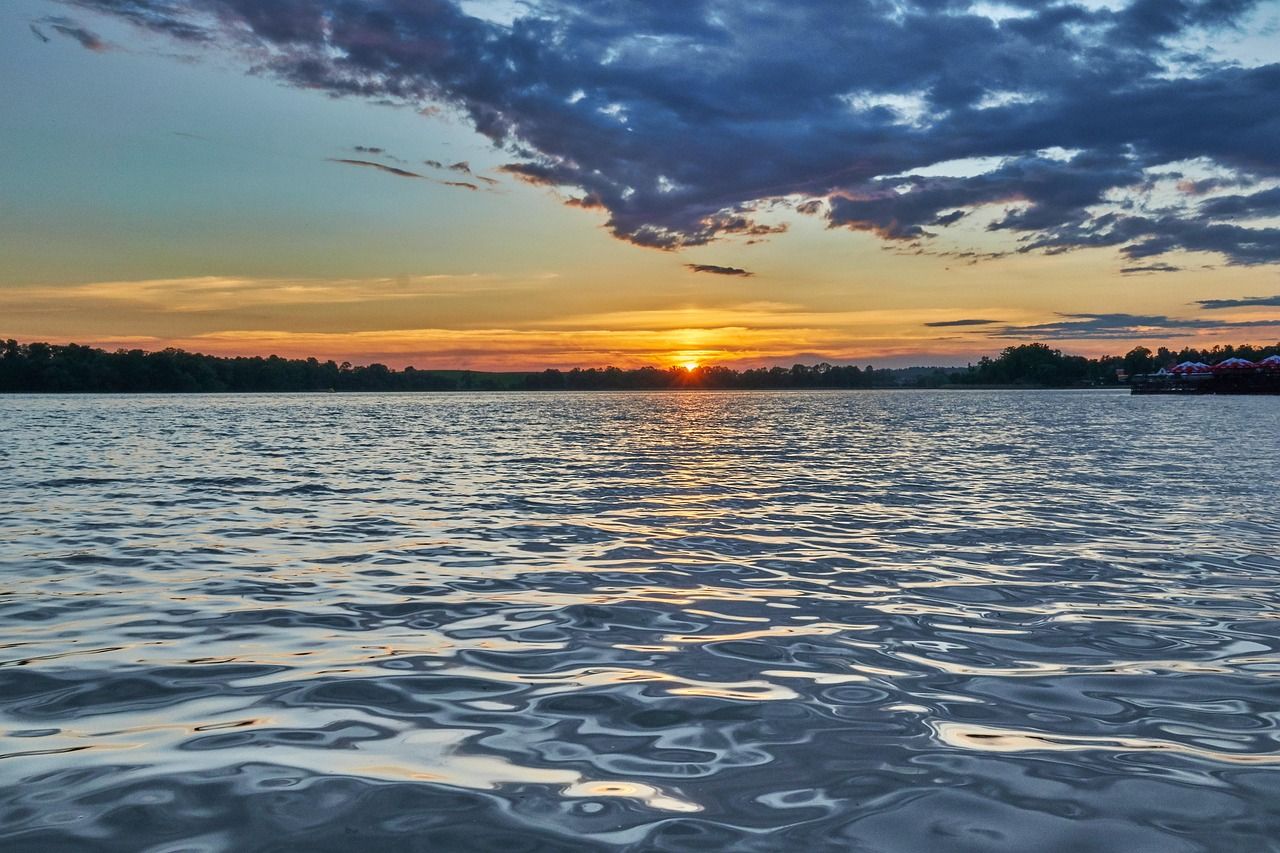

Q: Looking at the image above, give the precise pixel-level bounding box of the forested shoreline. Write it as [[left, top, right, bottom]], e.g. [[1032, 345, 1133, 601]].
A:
[[3, 339, 1279, 393]]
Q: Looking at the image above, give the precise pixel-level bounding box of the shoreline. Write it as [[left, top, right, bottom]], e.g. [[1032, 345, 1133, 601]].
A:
[[0, 385, 1129, 395]]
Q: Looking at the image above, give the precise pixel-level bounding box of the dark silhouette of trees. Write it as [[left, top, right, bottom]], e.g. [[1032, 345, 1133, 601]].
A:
[[949, 343, 1096, 386], [2, 339, 1277, 393]]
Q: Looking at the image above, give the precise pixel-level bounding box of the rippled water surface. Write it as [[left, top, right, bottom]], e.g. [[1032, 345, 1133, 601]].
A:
[[3, 390, 1279, 852]]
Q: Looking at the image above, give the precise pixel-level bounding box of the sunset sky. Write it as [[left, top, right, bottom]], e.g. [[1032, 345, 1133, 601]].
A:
[[4, 0, 1280, 369]]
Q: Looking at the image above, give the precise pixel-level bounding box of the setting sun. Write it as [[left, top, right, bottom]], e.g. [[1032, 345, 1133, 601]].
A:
[[682, 361, 700, 371]]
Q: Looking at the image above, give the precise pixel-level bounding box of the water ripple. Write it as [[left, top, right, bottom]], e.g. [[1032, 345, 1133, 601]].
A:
[[2, 390, 1279, 851]]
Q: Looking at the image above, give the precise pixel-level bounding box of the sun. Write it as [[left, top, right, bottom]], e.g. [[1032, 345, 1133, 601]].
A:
[[681, 360, 700, 371]]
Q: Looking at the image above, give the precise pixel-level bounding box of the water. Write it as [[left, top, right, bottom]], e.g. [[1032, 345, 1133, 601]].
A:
[[2, 390, 1278, 852]]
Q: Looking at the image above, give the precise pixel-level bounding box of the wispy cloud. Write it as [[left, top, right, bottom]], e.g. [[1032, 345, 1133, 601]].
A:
[[924, 318, 1000, 327], [0, 274, 524, 316], [987, 312, 1280, 340], [36, 16, 109, 51], [685, 264, 754, 277], [328, 158, 425, 179], [328, 158, 496, 191], [1196, 294, 1280, 310]]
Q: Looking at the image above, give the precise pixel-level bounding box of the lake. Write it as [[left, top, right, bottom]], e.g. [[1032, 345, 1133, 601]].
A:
[[2, 390, 1278, 852]]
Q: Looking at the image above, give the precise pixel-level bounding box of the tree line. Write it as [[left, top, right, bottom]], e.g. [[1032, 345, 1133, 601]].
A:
[[2, 339, 1278, 393]]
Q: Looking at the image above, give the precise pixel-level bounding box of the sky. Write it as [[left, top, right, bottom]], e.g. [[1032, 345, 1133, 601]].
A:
[[3, 0, 1280, 369]]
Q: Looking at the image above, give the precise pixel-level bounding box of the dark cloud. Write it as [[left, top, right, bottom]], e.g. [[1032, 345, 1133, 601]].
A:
[[931, 210, 968, 227], [352, 145, 409, 164], [61, 0, 1280, 263], [987, 312, 1280, 340], [685, 264, 753, 277], [1120, 262, 1181, 273], [565, 194, 605, 209], [448, 161, 472, 174], [61, 0, 207, 42], [1197, 294, 1280, 310], [1198, 187, 1280, 219], [924, 319, 1000, 327], [499, 163, 561, 187], [328, 159, 424, 179], [39, 16, 108, 50], [29, 23, 51, 42], [423, 160, 444, 170], [829, 151, 1146, 240], [442, 180, 479, 191]]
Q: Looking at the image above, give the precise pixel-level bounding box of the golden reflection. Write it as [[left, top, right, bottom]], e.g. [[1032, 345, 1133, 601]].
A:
[[894, 650, 1279, 678], [5, 705, 701, 815], [935, 722, 1280, 765], [564, 781, 701, 813], [683, 609, 770, 624], [938, 624, 1028, 635], [438, 664, 800, 701], [361, 751, 700, 812], [759, 669, 869, 685], [662, 621, 873, 644]]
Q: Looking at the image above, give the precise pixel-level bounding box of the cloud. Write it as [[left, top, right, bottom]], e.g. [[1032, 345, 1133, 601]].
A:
[[328, 158, 424, 179], [330, 157, 490, 191], [1196, 294, 1280, 310], [1177, 176, 1254, 195], [1198, 187, 1280, 219], [38, 16, 109, 50], [59, 0, 1280, 263], [351, 144, 411, 164], [685, 264, 753, 277], [421, 157, 499, 187], [924, 318, 1000, 327], [29, 23, 51, 42], [0, 274, 530, 319], [61, 0, 208, 41], [987, 312, 1280, 340], [1120, 262, 1181, 274]]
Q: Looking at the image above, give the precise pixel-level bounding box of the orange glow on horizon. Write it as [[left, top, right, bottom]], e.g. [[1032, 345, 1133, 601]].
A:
[[8, 269, 1280, 372]]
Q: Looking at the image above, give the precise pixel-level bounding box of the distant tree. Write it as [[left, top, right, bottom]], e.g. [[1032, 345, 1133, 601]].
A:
[[1122, 346, 1155, 376], [3, 339, 1278, 393]]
